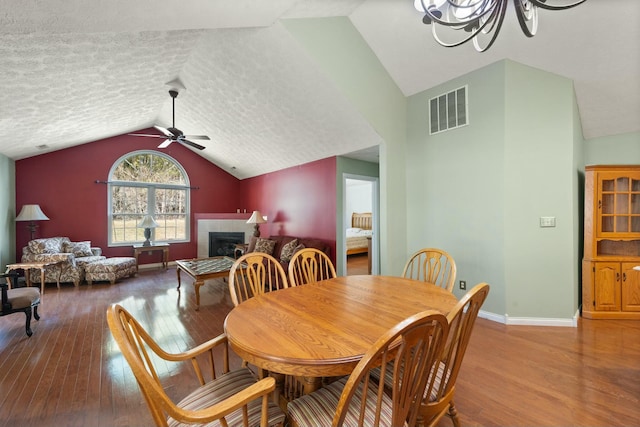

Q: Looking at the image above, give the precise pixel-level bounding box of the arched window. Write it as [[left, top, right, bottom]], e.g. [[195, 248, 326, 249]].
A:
[[108, 151, 190, 246]]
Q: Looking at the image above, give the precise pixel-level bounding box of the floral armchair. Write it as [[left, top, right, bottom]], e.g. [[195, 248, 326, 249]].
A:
[[22, 237, 105, 286]]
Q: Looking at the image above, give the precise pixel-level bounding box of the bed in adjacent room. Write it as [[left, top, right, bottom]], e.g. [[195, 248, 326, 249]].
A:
[[346, 212, 372, 256]]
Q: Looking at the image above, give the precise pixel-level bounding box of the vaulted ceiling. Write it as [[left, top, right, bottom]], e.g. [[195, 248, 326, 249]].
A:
[[2, 1, 638, 179]]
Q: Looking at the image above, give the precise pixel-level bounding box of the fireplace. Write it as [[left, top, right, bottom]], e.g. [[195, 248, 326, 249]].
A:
[[209, 232, 245, 257]]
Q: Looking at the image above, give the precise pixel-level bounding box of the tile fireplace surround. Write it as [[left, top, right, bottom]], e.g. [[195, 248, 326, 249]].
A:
[[195, 213, 254, 259]]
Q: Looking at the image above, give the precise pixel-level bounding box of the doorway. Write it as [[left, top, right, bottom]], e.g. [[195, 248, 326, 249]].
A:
[[344, 175, 379, 276]]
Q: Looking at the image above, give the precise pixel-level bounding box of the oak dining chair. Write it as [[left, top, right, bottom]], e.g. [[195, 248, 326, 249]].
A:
[[106, 303, 286, 427], [228, 251, 289, 378], [402, 248, 457, 292], [228, 252, 289, 307], [419, 282, 490, 426], [287, 310, 449, 427], [288, 247, 337, 286], [373, 282, 490, 427]]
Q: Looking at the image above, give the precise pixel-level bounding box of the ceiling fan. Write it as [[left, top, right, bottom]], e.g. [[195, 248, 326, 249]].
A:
[[129, 89, 210, 150]]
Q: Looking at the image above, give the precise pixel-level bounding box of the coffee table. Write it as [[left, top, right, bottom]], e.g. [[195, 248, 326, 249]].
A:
[[175, 256, 237, 310]]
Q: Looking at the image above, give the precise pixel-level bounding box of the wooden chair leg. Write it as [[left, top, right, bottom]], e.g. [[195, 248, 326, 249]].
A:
[[448, 401, 460, 427], [33, 305, 40, 321]]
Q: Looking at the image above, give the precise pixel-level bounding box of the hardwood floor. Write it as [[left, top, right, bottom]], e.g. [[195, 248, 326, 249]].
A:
[[346, 253, 368, 275], [1, 269, 639, 427]]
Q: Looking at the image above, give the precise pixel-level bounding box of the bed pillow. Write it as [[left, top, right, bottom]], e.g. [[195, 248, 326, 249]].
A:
[[64, 241, 94, 257], [254, 238, 276, 255], [280, 239, 299, 262]]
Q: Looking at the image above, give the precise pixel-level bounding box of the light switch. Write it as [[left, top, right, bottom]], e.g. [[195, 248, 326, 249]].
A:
[[540, 216, 556, 228]]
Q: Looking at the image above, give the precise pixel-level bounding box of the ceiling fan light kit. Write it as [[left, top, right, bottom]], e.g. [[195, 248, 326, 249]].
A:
[[414, 0, 586, 52], [128, 88, 210, 150]]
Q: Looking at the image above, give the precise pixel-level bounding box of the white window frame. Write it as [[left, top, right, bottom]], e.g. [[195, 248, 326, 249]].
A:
[[107, 150, 191, 247]]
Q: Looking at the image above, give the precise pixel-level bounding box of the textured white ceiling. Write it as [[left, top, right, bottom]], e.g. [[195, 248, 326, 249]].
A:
[[1, 0, 638, 179]]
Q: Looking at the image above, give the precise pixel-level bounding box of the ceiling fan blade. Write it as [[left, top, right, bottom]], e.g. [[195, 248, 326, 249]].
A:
[[184, 134, 210, 140], [157, 139, 173, 149], [154, 125, 174, 137], [128, 133, 166, 138], [180, 139, 206, 150]]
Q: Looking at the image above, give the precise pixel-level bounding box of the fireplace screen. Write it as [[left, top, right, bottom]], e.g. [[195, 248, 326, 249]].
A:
[[209, 232, 245, 258]]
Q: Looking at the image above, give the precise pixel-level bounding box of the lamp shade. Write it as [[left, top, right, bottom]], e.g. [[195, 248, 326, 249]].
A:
[[16, 204, 50, 222], [138, 215, 159, 228], [246, 210, 267, 224]]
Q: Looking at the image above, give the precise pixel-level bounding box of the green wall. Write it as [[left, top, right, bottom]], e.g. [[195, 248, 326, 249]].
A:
[[585, 132, 640, 165], [407, 60, 584, 321], [502, 60, 580, 319], [0, 153, 16, 268], [407, 61, 507, 316], [283, 17, 407, 276]]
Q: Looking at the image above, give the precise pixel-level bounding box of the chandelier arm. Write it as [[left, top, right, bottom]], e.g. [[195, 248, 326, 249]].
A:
[[431, 25, 478, 48], [527, 0, 586, 10], [430, 4, 501, 49], [514, 0, 538, 37], [479, 2, 505, 35], [472, 0, 507, 51], [423, 0, 498, 28]]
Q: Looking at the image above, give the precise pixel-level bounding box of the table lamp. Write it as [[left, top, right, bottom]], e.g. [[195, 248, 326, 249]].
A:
[[246, 210, 267, 237], [138, 215, 158, 246], [16, 204, 50, 240]]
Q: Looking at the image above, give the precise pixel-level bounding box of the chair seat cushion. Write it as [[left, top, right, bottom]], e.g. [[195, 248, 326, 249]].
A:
[[168, 368, 285, 427], [7, 287, 40, 309], [287, 377, 396, 427]]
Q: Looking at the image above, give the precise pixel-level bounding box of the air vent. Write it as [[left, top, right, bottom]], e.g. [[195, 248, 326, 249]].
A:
[[429, 85, 468, 135]]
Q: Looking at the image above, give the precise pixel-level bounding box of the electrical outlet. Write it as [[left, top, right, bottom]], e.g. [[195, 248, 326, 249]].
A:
[[459, 280, 466, 290]]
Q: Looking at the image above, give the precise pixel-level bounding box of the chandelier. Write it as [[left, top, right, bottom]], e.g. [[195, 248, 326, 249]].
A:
[[414, 0, 586, 52]]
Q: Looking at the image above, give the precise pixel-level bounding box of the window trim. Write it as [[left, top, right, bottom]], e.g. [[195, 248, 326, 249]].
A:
[[107, 150, 191, 247]]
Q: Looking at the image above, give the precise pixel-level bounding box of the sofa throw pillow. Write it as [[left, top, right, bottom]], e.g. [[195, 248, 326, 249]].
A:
[[64, 241, 93, 257], [280, 239, 298, 262], [28, 237, 67, 254], [293, 243, 306, 256], [254, 238, 276, 255]]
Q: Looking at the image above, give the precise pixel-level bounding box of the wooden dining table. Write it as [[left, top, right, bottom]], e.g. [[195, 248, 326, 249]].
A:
[[224, 274, 458, 398]]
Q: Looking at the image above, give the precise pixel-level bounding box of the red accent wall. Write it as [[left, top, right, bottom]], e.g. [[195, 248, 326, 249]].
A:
[[240, 157, 337, 260], [14, 131, 242, 262], [14, 132, 338, 264]]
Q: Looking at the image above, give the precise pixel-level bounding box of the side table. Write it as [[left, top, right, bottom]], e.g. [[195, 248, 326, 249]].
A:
[[234, 243, 249, 259], [5, 261, 62, 295], [133, 243, 169, 272]]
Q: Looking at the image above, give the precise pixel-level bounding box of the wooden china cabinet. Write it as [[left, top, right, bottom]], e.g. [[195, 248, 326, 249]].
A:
[[582, 165, 640, 319]]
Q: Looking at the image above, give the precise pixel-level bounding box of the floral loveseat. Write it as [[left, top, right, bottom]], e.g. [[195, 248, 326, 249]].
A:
[[22, 237, 105, 286]]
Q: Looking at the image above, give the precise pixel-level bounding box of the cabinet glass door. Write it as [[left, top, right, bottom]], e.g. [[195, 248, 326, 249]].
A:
[[599, 174, 640, 235]]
